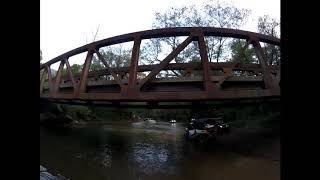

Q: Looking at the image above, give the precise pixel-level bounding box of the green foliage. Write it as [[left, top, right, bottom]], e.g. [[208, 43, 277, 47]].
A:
[[61, 64, 83, 79], [43, 102, 279, 130], [218, 103, 280, 128], [90, 56, 104, 71], [230, 39, 256, 63], [99, 47, 131, 68], [88, 45, 132, 73], [137, 0, 251, 78], [57, 45, 132, 80], [263, 44, 280, 66], [62, 105, 96, 121], [258, 15, 281, 65], [146, 0, 251, 65], [70, 64, 83, 73]]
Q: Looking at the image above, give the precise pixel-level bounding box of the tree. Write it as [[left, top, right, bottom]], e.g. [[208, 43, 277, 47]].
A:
[[70, 64, 83, 74], [142, 0, 251, 70], [230, 39, 256, 64], [203, 0, 251, 62], [258, 15, 280, 38], [61, 64, 83, 79], [90, 54, 104, 71], [140, 38, 162, 65], [58, 46, 132, 81], [257, 15, 280, 65], [138, 1, 251, 78], [60, 26, 133, 80], [91, 45, 132, 71]]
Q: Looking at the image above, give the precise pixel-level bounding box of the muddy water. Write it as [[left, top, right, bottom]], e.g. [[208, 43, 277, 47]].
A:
[[40, 122, 280, 180]]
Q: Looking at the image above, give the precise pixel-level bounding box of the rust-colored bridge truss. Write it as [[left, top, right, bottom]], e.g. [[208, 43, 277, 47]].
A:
[[40, 27, 280, 106]]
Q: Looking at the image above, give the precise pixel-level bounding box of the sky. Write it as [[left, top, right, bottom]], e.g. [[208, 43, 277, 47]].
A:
[[40, 0, 280, 69]]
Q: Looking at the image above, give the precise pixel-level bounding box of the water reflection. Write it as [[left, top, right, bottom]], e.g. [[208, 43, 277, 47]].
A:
[[95, 146, 112, 168], [40, 122, 279, 180], [132, 143, 169, 174]]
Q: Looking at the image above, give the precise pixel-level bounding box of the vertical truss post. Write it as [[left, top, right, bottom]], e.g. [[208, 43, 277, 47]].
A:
[[77, 49, 94, 95], [47, 66, 53, 96], [40, 68, 47, 95], [65, 58, 78, 95], [251, 40, 276, 90], [127, 35, 141, 97], [197, 32, 215, 92]]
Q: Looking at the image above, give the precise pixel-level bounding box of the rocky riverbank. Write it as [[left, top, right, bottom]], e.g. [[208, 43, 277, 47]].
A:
[[40, 165, 69, 180]]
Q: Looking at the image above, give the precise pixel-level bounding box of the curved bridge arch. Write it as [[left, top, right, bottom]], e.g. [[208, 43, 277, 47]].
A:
[[40, 27, 280, 105]]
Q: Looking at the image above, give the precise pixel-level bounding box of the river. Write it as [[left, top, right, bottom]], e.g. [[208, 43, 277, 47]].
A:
[[40, 121, 280, 180]]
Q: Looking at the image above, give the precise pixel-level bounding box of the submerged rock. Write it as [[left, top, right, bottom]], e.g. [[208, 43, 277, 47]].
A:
[[40, 165, 69, 180]]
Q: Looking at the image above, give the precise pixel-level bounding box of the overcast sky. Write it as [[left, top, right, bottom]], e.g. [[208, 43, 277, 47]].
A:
[[40, 0, 280, 69]]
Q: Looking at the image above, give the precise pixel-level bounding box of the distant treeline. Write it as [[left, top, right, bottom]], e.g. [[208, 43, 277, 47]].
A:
[[40, 101, 280, 129]]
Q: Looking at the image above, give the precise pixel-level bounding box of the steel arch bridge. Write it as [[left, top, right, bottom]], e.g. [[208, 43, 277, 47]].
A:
[[40, 27, 280, 106]]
